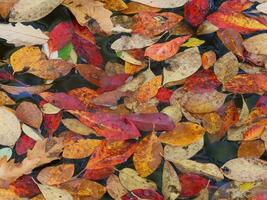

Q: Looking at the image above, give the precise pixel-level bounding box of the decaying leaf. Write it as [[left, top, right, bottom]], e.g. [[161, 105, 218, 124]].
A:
[[172, 159, 224, 181], [159, 122, 205, 147], [162, 161, 181, 200], [164, 137, 204, 161], [119, 168, 157, 191], [221, 158, 267, 182], [9, 0, 63, 22], [0, 23, 48, 46], [0, 107, 21, 146], [133, 132, 163, 177], [37, 164, 75, 185], [164, 47, 201, 84], [106, 174, 128, 200], [63, 0, 113, 33]]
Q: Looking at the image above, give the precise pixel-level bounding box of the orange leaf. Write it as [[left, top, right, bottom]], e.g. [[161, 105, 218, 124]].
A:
[[0, 0, 17, 18], [145, 36, 190, 61], [207, 11, 267, 34], [202, 50, 217, 69], [86, 140, 136, 170], [159, 122, 205, 147], [37, 164, 75, 185], [243, 125, 265, 141], [121, 2, 160, 14], [135, 75, 162, 103], [238, 140, 265, 158], [133, 132, 163, 177], [219, 0, 253, 12], [132, 12, 183, 37]]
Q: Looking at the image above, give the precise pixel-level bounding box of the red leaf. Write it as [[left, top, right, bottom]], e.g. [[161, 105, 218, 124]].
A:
[[256, 93, 267, 108], [0, 70, 15, 81], [156, 87, 173, 103], [9, 175, 40, 198], [184, 69, 221, 92], [48, 21, 73, 52], [83, 167, 114, 180], [207, 11, 267, 34], [179, 173, 209, 197], [68, 110, 141, 140], [43, 112, 62, 137], [15, 135, 36, 156], [224, 73, 267, 94], [72, 34, 103, 67], [184, 0, 209, 27], [125, 113, 175, 131], [40, 92, 87, 111], [219, 0, 253, 13], [72, 20, 95, 44], [97, 73, 130, 93], [86, 140, 136, 170], [121, 189, 164, 200]]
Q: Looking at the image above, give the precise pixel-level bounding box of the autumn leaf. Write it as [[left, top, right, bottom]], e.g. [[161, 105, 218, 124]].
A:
[[0, 84, 52, 95], [86, 140, 136, 170], [0, 0, 17, 18], [131, 0, 188, 8], [133, 132, 163, 177], [15, 135, 36, 156], [243, 33, 267, 55], [121, 2, 161, 14], [106, 174, 128, 199]]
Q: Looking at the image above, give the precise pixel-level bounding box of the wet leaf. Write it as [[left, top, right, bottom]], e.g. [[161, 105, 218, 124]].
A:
[[219, 0, 253, 12], [214, 52, 239, 83], [119, 168, 157, 191], [0, 0, 17, 18], [238, 140, 265, 158], [164, 47, 202, 84], [121, 2, 161, 14], [243, 33, 267, 55], [162, 161, 181, 200], [86, 140, 136, 170], [121, 189, 164, 200], [37, 164, 75, 185], [181, 38, 205, 47], [159, 122, 205, 147], [133, 132, 163, 177], [164, 137, 204, 161], [0, 148, 12, 160], [197, 20, 219, 35], [0, 188, 21, 200], [131, 0, 188, 8], [106, 174, 128, 200], [15, 135, 36, 156], [63, 139, 101, 159], [37, 184, 73, 200], [201, 50, 217, 69], [221, 158, 267, 182], [161, 105, 182, 123], [0, 84, 52, 95], [144, 35, 190, 61], [62, 118, 95, 136]]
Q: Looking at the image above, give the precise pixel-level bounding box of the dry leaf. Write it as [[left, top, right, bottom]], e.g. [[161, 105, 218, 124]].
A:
[[197, 20, 219, 35], [0, 188, 21, 200], [0, 137, 63, 186], [106, 174, 128, 200], [164, 47, 201, 84], [121, 2, 161, 14], [38, 184, 73, 200], [119, 168, 157, 191], [131, 0, 189, 8], [159, 122, 205, 147], [214, 52, 239, 83], [162, 161, 181, 200], [16, 101, 43, 129], [62, 118, 95, 136], [238, 140, 265, 158], [0, 0, 17, 18], [243, 33, 267, 55], [164, 138, 204, 161], [0, 84, 52, 95], [63, 0, 113, 33], [37, 164, 75, 185], [172, 159, 224, 181], [0, 107, 21, 146], [161, 105, 182, 123], [9, 0, 63, 22], [0, 23, 48, 46], [63, 139, 101, 159], [0, 91, 15, 106], [97, 0, 127, 11], [133, 132, 163, 177], [202, 112, 223, 134], [221, 158, 267, 182]]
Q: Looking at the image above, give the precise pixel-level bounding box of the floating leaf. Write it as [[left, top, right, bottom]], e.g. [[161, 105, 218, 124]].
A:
[[9, 0, 63, 22], [106, 174, 128, 200], [181, 38, 205, 47], [0, 148, 12, 160], [62, 118, 95, 136], [63, 139, 101, 159], [0, 23, 48, 46], [197, 20, 219, 35], [162, 161, 181, 200], [145, 36, 190, 61], [121, 2, 161, 14], [238, 140, 265, 158], [159, 122, 205, 147], [37, 164, 75, 185], [121, 189, 164, 200], [15, 135, 36, 156], [243, 33, 267, 55], [0, 84, 52, 95], [119, 168, 157, 191], [164, 47, 202, 84], [164, 138, 204, 161], [0, 107, 21, 146], [0, 0, 17, 18], [131, 0, 188, 8], [202, 50, 217, 69], [0, 188, 21, 200], [133, 132, 163, 177], [219, 0, 253, 12], [214, 52, 239, 83], [37, 184, 73, 200], [221, 158, 267, 182], [86, 140, 136, 170], [116, 51, 142, 65]]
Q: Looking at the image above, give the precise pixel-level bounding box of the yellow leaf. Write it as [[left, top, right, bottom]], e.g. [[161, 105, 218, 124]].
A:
[[159, 122, 205, 147], [181, 38, 205, 47], [133, 133, 163, 177], [121, 2, 160, 14], [97, 0, 128, 11]]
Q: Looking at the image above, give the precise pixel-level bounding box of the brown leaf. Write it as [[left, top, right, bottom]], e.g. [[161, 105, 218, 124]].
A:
[[133, 132, 163, 177], [0, 91, 15, 106], [37, 164, 75, 185], [0, 137, 63, 187], [243, 33, 267, 55], [106, 174, 128, 200], [0, 0, 17, 18], [238, 140, 265, 158], [16, 101, 43, 129], [0, 84, 52, 95]]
